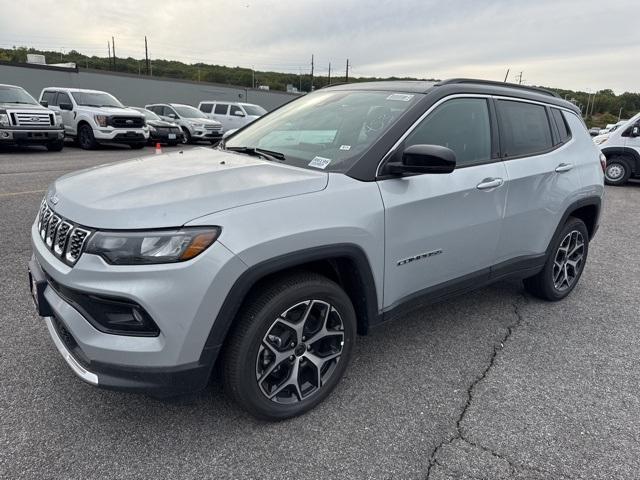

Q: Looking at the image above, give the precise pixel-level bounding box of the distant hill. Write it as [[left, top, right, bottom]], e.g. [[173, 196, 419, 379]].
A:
[[1, 46, 637, 128]]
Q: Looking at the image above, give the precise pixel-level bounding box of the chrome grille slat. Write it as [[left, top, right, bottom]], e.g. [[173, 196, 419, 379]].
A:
[[12, 112, 54, 126], [35, 200, 92, 266]]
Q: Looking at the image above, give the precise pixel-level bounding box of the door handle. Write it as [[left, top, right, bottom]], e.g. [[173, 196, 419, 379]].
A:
[[476, 178, 504, 190], [555, 163, 574, 173]]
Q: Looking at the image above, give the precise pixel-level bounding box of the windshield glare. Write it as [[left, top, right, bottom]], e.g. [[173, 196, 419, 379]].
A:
[[174, 105, 206, 118], [226, 90, 420, 172], [72, 91, 123, 107], [242, 104, 267, 116], [133, 107, 160, 121], [0, 86, 39, 105]]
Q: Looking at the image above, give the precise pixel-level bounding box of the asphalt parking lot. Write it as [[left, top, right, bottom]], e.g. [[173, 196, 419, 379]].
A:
[[1, 144, 639, 480]]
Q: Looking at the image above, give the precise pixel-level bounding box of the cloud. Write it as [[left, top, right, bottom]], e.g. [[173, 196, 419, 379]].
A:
[[0, 0, 637, 92]]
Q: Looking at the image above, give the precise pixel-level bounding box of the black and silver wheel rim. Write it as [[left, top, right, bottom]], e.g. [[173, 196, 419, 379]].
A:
[[79, 127, 91, 148], [256, 300, 344, 404], [605, 163, 625, 182], [553, 230, 585, 291]]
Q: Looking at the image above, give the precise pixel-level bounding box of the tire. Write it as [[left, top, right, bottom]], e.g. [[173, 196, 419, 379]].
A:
[[130, 142, 146, 150], [604, 156, 632, 186], [222, 271, 356, 420], [524, 217, 589, 301], [46, 140, 64, 152], [78, 123, 97, 150], [181, 128, 192, 144]]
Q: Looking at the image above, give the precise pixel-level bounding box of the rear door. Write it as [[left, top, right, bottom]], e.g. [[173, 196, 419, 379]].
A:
[[378, 96, 508, 309], [211, 103, 230, 129], [495, 99, 584, 263], [229, 104, 248, 128]]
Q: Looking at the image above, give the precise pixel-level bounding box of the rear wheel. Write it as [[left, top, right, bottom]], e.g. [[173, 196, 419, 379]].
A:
[[524, 217, 589, 301], [78, 124, 97, 150], [223, 272, 356, 420], [604, 156, 631, 186], [46, 140, 64, 152]]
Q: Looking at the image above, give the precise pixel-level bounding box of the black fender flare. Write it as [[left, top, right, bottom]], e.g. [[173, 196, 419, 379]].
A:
[[545, 196, 602, 258], [199, 243, 380, 367], [601, 146, 640, 173]]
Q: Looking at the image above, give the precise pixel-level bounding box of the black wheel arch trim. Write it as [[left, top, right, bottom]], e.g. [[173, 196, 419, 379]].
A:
[[199, 243, 380, 367], [601, 147, 639, 173], [546, 196, 602, 256]]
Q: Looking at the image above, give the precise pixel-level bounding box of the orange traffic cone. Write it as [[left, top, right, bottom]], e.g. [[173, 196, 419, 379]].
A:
[[155, 142, 162, 154]]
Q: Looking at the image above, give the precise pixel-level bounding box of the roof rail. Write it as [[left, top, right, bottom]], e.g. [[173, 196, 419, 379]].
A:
[[436, 78, 560, 98]]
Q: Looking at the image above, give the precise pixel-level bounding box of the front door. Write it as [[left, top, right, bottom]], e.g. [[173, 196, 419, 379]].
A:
[[378, 97, 507, 309]]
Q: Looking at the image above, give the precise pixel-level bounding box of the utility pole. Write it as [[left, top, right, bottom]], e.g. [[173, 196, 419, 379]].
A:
[[345, 59, 349, 83], [503, 68, 509, 82], [585, 90, 591, 119], [310, 54, 314, 91], [107, 42, 111, 70], [145, 36, 150, 75], [515, 71, 523, 85], [111, 36, 116, 71], [618, 107, 623, 121], [328, 62, 331, 86]]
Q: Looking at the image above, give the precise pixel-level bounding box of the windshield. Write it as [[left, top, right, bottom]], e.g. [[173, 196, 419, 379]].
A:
[[242, 104, 267, 116], [71, 91, 123, 107], [132, 107, 160, 121], [226, 90, 420, 172], [174, 105, 206, 118], [0, 85, 39, 105]]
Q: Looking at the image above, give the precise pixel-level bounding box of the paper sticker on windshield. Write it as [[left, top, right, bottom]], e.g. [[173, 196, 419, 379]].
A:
[[387, 93, 414, 102], [339, 145, 351, 151], [309, 156, 332, 169]]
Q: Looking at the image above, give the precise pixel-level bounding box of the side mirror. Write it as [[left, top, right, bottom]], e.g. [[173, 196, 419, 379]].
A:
[[40, 100, 48, 108], [59, 103, 73, 111], [168, 113, 177, 119], [633, 126, 640, 137], [386, 144, 456, 175], [233, 110, 246, 117]]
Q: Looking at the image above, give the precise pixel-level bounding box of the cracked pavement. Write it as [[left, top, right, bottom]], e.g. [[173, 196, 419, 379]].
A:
[[2, 146, 640, 479]]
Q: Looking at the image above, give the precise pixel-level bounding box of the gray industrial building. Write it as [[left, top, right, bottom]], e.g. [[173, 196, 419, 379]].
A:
[[0, 61, 301, 111]]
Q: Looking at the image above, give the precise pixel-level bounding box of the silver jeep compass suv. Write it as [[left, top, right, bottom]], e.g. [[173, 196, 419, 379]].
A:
[[29, 79, 605, 420]]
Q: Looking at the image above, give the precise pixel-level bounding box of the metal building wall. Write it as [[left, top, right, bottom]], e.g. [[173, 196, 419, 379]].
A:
[[0, 62, 301, 111]]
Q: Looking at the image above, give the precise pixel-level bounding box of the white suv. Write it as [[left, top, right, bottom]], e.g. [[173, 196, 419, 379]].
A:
[[198, 101, 266, 132], [39, 88, 148, 150], [145, 103, 223, 144]]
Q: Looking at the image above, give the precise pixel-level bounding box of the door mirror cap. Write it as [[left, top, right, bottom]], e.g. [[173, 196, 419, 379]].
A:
[[233, 110, 246, 117], [59, 103, 73, 111], [39, 100, 48, 108], [387, 144, 456, 175]]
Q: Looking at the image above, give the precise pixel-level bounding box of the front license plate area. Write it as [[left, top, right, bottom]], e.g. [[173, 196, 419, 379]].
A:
[[28, 260, 54, 317]]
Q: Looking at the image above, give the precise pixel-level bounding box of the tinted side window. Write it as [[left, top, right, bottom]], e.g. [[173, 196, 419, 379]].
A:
[[551, 108, 571, 143], [200, 103, 213, 113], [230, 105, 244, 116], [57, 92, 72, 107], [42, 91, 57, 105], [214, 104, 229, 115], [497, 100, 552, 157], [404, 98, 491, 167], [164, 106, 177, 117]]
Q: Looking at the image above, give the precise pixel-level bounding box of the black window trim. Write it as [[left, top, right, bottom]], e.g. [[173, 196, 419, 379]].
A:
[[550, 107, 573, 146]]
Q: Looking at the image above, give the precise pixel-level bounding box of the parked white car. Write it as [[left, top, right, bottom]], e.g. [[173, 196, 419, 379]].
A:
[[39, 88, 148, 149], [198, 101, 266, 132], [146, 103, 223, 144]]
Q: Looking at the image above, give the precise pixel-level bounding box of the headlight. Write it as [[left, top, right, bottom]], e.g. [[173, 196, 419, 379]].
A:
[[189, 121, 204, 128], [95, 115, 109, 127], [84, 227, 221, 265], [54, 112, 63, 126], [0, 113, 9, 127]]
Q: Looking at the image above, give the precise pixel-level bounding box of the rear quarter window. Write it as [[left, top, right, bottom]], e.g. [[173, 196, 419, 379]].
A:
[[497, 100, 553, 157], [551, 108, 572, 144], [200, 103, 213, 113]]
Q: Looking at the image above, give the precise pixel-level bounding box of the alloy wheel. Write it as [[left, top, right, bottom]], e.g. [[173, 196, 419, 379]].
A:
[[255, 300, 344, 404], [553, 230, 585, 291]]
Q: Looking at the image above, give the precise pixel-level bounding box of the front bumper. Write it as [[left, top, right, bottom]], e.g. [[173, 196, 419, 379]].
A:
[[93, 128, 149, 143], [149, 129, 183, 144], [0, 127, 64, 144], [30, 220, 247, 396]]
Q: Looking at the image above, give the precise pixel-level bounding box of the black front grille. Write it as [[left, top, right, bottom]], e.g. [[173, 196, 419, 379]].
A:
[[109, 116, 145, 128], [36, 200, 92, 266]]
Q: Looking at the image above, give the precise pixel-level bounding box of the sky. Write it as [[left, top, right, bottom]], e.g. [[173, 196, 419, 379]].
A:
[[0, 0, 637, 93]]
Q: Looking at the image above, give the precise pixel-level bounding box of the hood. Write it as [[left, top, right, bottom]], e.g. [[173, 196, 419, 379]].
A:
[[1, 102, 49, 112], [79, 106, 145, 117], [48, 147, 328, 229], [147, 119, 178, 127], [184, 117, 221, 126]]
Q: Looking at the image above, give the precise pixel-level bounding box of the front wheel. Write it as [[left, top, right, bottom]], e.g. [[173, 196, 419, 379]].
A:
[[222, 272, 356, 420], [604, 156, 631, 186], [524, 217, 589, 301], [181, 128, 192, 144], [46, 140, 64, 152], [78, 124, 97, 150]]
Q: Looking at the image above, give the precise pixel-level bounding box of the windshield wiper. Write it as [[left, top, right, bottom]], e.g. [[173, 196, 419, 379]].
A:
[[226, 146, 286, 162]]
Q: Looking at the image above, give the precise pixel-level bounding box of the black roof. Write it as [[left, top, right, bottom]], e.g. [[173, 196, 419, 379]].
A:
[[325, 78, 579, 114]]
